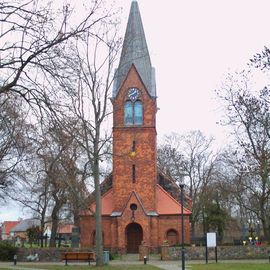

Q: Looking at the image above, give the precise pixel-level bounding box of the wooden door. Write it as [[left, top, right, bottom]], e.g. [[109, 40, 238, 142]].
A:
[[126, 223, 143, 253]]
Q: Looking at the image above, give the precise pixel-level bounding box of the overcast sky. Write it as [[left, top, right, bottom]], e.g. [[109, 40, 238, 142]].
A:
[[118, 0, 270, 145], [1, 0, 270, 222]]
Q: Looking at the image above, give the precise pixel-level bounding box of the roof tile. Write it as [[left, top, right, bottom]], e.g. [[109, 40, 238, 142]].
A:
[[156, 185, 192, 215], [2, 221, 20, 235], [90, 189, 114, 215]]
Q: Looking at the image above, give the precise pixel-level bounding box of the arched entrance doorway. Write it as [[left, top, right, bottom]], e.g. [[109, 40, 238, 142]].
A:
[[126, 223, 143, 253]]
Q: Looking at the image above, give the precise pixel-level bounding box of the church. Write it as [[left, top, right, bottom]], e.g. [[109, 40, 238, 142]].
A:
[[80, 1, 191, 253]]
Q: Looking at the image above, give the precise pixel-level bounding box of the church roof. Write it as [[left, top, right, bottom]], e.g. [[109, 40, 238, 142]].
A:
[[112, 1, 156, 98], [156, 185, 191, 215], [82, 168, 192, 217], [87, 184, 191, 216], [89, 189, 114, 215]]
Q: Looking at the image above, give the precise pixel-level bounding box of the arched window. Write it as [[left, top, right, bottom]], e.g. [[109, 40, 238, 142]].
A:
[[124, 100, 143, 125], [134, 101, 143, 125], [124, 101, 133, 125], [166, 229, 178, 246]]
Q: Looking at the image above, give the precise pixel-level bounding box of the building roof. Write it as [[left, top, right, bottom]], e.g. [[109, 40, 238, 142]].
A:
[[112, 1, 156, 98], [10, 218, 40, 232], [96, 170, 193, 212], [158, 169, 193, 211], [2, 221, 20, 235], [90, 189, 114, 215], [156, 185, 191, 215], [87, 184, 191, 216]]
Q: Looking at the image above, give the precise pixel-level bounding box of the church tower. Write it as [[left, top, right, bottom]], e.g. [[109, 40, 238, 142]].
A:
[[80, 1, 191, 254], [111, 1, 157, 213]]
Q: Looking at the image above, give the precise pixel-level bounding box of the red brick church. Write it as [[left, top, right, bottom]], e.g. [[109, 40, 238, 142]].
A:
[[80, 1, 191, 253]]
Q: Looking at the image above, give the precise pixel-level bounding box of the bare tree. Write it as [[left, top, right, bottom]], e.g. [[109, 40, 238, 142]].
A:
[[158, 131, 218, 239], [216, 148, 263, 237], [36, 120, 90, 247], [52, 19, 121, 263], [217, 70, 270, 242], [0, 0, 117, 201], [2, 118, 52, 246], [0, 0, 112, 112], [1, 0, 120, 256], [0, 95, 29, 199], [6, 117, 91, 247], [10, 166, 51, 247], [250, 46, 270, 71]]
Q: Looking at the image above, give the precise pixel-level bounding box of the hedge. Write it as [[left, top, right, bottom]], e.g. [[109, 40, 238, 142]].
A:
[[0, 241, 18, 261]]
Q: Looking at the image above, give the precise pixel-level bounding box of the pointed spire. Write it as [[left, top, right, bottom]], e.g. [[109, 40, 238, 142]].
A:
[[113, 1, 156, 97]]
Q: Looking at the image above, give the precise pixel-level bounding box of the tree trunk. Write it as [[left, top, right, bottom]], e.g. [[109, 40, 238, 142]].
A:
[[261, 217, 270, 243], [40, 204, 47, 248], [259, 171, 270, 243], [73, 208, 80, 228], [93, 152, 104, 266], [191, 217, 195, 242], [40, 222, 45, 248], [49, 203, 60, 247], [268, 224, 270, 244]]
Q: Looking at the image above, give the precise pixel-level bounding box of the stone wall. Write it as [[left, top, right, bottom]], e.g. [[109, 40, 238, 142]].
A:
[[16, 245, 270, 262], [161, 245, 270, 260], [16, 248, 93, 262]]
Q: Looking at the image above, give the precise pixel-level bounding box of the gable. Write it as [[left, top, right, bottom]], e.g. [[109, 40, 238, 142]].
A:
[[116, 190, 158, 220], [112, 64, 154, 103], [120, 191, 147, 216]]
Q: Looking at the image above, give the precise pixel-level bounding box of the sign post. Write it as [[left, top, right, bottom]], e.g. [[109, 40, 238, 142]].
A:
[[206, 232, 217, 264], [179, 184, 185, 270]]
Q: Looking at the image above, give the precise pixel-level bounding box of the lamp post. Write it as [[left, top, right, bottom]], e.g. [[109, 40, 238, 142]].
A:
[[179, 183, 185, 270]]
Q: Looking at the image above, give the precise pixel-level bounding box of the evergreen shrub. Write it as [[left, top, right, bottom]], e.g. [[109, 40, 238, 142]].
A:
[[0, 241, 18, 261]]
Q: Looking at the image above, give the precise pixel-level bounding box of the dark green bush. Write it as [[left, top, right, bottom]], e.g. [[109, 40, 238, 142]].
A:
[[0, 241, 18, 261], [109, 252, 120, 260]]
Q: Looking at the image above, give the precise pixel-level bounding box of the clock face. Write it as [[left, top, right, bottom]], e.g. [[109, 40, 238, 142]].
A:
[[127, 87, 140, 102]]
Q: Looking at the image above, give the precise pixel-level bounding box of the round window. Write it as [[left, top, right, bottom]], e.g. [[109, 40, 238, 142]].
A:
[[130, 203, 138, 211]]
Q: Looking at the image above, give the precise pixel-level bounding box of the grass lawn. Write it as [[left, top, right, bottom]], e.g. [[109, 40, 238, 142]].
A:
[[191, 263, 270, 270], [8, 265, 161, 270], [0, 262, 269, 270]]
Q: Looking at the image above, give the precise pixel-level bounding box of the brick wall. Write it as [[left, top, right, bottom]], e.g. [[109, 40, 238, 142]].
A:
[[112, 65, 157, 212], [79, 65, 192, 252], [158, 216, 191, 246], [80, 214, 191, 251]]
